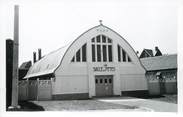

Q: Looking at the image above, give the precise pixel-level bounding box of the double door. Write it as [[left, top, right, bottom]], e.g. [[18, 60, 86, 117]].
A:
[[95, 75, 113, 97]]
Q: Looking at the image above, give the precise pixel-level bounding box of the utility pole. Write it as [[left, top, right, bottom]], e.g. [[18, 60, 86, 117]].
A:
[[8, 5, 20, 109]]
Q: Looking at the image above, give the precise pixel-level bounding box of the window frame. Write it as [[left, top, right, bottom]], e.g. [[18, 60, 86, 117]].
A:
[[71, 43, 87, 63], [117, 44, 132, 63], [91, 35, 113, 62]]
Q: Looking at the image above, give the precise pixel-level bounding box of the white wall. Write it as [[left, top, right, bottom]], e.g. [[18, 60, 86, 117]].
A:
[[53, 75, 88, 95], [120, 74, 148, 91], [54, 25, 147, 96]]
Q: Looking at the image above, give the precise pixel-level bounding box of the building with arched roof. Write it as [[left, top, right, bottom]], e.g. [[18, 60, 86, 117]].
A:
[[24, 23, 148, 100]]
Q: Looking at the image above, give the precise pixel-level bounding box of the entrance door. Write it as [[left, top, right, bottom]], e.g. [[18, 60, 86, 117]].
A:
[[95, 75, 113, 97]]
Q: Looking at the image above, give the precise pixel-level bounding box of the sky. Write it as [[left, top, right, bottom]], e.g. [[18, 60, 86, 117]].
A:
[[0, 0, 179, 65]]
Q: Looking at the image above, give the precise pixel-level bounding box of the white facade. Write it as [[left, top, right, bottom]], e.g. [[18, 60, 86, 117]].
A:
[[25, 24, 148, 99]]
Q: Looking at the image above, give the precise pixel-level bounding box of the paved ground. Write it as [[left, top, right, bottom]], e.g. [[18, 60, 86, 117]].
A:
[[31, 99, 145, 111], [148, 94, 177, 104], [97, 96, 177, 112], [30, 95, 177, 112]]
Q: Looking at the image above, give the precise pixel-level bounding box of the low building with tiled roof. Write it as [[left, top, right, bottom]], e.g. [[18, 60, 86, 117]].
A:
[[140, 54, 177, 95], [140, 54, 177, 71]]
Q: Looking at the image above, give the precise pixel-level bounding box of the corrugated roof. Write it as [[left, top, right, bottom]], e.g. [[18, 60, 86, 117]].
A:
[[140, 54, 177, 71], [24, 44, 70, 78]]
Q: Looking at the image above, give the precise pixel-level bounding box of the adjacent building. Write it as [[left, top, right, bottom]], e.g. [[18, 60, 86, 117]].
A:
[[140, 54, 177, 95], [140, 47, 162, 58]]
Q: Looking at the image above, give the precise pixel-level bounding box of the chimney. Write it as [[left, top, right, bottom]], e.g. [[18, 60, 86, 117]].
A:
[[155, 46, 159, 52], [38, 48, 42, 60], [155, 46, 162, 56], [33, 52, 36, 63]]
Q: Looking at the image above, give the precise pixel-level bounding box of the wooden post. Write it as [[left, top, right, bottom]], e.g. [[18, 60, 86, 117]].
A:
[[9, 5, 20, 109]]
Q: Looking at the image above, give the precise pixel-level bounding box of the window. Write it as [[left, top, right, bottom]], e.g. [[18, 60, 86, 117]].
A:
[[97, 45, 101, 62], [103, 45, 107, 62], [108, 38, 112, 43], [82, 44, 86, 62], [117, 44, 132, 62], [109, 79, 112, 83], [71, 43, 87, 62], [96, 35, 100, 43], [105, 79, 107, 83], [92, 38, 95, 42], [122, 49, 126, 62], [108, 45, 112, 62], [128, 56, 131, 62], [71, 56, 75, 62], [100, 79, 103, 83], [95, 79, 98, 84], [76, 49, 80, 62], [92, 44, 95, 62], [91, 35, 113, 62], [118, 45, 121, 62], [102, 35, 106, 43]]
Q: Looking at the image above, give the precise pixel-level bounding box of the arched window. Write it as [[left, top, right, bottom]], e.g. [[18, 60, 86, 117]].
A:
[[71, 43, 87, 62], [117, 44, 132, 62], [91, 35, 113, 62]]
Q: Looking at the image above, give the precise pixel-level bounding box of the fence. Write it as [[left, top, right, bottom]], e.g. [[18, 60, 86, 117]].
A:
[[148, 78, 177, 95], [18, 79, 52, 101]]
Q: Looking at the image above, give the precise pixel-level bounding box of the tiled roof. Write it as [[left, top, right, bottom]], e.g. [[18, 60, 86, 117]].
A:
[[140, 54, 177, 71], [144, 49, 153, 57], [139, 49, 154, 58], [19, 61, 32, 69]]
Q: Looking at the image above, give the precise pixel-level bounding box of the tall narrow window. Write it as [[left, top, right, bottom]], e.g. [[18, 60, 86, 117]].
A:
[[96, 35, 100, 43], [91, 35, 113, 62], [103, 45, 107, 62], [102, 35, 106, 43], [97, 45, 101, 62], [82, 44, 86, 62], [108, 38, 112, 43], [76, 49, 81, 62], [71, 43, 87, 63], [128, 56, 131, 62], [92, 38, 95, 42], [122, 49, 126, 62], [117, 45, 132, 63], [108, 45, 112, 62], [92, 44, 95, 62], [71, 56, 75, 62], [118, 45, 121, 62]]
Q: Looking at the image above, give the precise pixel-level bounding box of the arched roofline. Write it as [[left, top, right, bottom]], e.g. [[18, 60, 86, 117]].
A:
[[54, 24, 146, 74], [103, 25, 147, 71], [53, 25, 101, 74]]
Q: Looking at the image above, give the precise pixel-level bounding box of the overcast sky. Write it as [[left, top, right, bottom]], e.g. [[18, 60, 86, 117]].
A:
[[0, 0, 179, 65]]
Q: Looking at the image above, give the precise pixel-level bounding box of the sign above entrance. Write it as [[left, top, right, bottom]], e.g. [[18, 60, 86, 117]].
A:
[[93, 64, 115, 72]]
